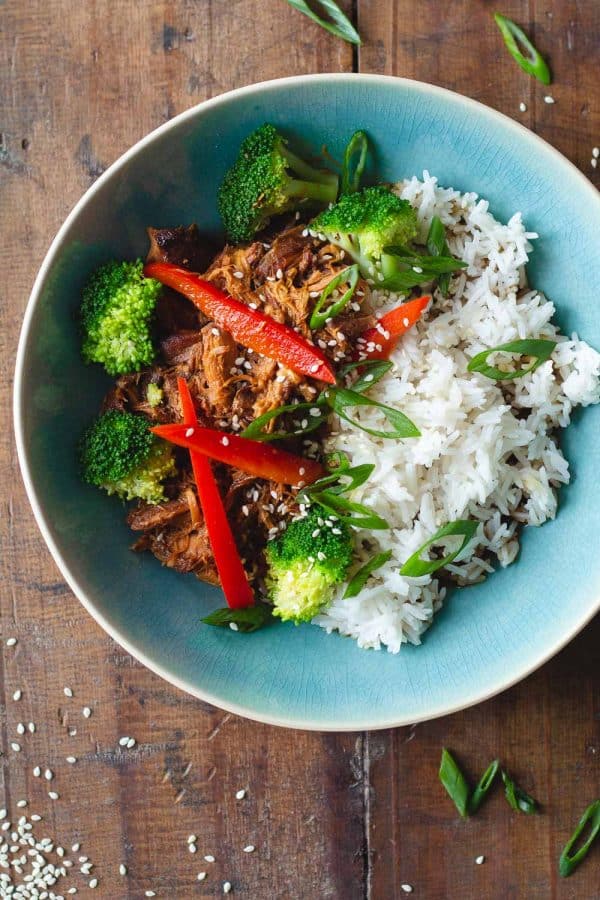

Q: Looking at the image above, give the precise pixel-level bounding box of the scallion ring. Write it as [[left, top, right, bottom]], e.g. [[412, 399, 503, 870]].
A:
[[400, 520, 479, 577], [341, 130, 369, 195], [241, 400, 329, 442], [309, 264, 360, 330], [343, 550, 392, 598], [337, 358, 393, 394], [439, 748, 470, 818], [559, 800, 600, 878], [469, 760, 500, 814], [501, 770, 538, 814], [426, 215, 451, 295], [327, 386, 421, 439], [308, 490, 389, 530], [467, 339, 556, 381], [494, 13, 551, 85]]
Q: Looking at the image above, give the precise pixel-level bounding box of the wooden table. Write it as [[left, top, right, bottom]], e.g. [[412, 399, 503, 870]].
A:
[[1, 2, 599, 897]]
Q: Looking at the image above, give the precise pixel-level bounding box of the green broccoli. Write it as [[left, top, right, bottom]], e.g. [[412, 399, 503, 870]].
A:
[[265, 508, 353, 624], [310, 185, 418, 282], [80, 259, 162, 376], [217, 123, 339, 243], [79, 409, 175, 504]]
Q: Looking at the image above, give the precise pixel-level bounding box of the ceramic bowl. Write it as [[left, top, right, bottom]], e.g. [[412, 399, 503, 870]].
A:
[[14, 75, 600, 731]]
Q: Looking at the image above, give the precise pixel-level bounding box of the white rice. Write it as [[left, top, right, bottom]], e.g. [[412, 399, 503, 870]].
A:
[[315, 172, 600, 652]]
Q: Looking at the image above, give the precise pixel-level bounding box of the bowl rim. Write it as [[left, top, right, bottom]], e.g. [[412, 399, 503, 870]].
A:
[[13, 72, 600, 732]]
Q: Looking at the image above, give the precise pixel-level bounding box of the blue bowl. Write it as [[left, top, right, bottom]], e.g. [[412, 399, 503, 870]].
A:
[[14, 75, 600, 730]]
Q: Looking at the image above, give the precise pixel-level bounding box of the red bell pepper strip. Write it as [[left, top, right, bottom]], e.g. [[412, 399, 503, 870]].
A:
[[151, 422, 324, 486], [357, 295, 430, 360], [144, 262, 336, 385], [177, 378, 254, 609]]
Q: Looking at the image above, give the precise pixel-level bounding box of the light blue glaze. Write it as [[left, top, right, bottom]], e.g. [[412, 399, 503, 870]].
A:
[[14, 76, 600, 730]]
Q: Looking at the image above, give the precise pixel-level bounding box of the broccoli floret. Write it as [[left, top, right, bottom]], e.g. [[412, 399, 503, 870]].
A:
[[81, 259, 162, 375], [265, 508, 353, 624], [311, 185, 418, 281], [217, 123, 339, 243], [79, 410, 175, 504]]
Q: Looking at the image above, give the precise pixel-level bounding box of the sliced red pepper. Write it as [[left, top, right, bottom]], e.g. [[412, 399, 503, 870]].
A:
[[144, 262, 336, 384], [152, 422, 324, 486], [176, 378, 254, 609], [358, 295, 430, 360]]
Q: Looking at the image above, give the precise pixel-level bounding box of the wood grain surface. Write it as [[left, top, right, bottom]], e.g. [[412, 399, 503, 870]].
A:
[[1, 1, 598, 898]]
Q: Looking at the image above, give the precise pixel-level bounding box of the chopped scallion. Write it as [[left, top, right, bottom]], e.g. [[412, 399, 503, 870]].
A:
[[341, 130, 369, 195], [400, 520, 479, 577], [343, 550, 392, 598], [494, 13, 551, 85], [201, 605, 273, 633], [439, 748, 470, 818], [309, 264, 360, 330], [467, 339, 556, 380], [285, 0, 361, 45], [469, 760, 500, 813], [501, 770, 538, 814], [559, 800, 600, 877]]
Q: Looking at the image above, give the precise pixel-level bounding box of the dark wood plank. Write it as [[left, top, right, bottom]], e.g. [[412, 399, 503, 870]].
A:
[[359, 1, 600, 897]]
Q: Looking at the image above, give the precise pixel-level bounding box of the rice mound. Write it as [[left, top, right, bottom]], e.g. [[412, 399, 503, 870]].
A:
[[314, 172, 600, 653]]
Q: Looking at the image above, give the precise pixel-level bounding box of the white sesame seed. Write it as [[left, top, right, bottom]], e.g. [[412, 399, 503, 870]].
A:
[[187, 834, 197, 844], [31, 814, 41, 822], [119, 864, 128, 876], [544, 95, 555, 104], [223, 883, 232, 894], [235, 789, 246, 800], [189, 843, 197, 854], [16, 801, 27, 809], [82, 707, 91, 718], [197, 872, 207, 881], [44, 769, 53, 781], [119, 736, 129, 747], [12, 690, 22, 701], [593, 147, 599, 158], [0, 809, 5, 819], [204, 855, 215, 863], [185, 427, 194, 438], [66, 756, 77, 764], [222, 436, 229, 446], [63, 687, 73, 697], [276, 268, 283, 280], [476, 855, 485, 865], [11, 742, 20, 752], [145, 892, 156, 897], [71, 843, 80, 852], [6, 638, 17, 647], [243, 845, 255, 853], [310, 363, 319, 373], [412, 266, 423, 274], [69, 889, 78, 894], [33, 766, 41, 777], [401, 886, 413, 894], [519, 102, 527, 112], [126, 737, 136, 749], [229, 623, 239, 632], [16, 722, 25, 735], [233, 271, 244, 279], [48, 792, 59, 801], [592, 158, 598, 169], [28, 722, 35, 733], [69, 728, 77, 736]]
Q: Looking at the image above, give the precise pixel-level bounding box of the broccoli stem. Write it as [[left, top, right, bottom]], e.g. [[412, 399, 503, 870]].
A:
[[281, 145, 339, 187], [284, 177, 339, 205]]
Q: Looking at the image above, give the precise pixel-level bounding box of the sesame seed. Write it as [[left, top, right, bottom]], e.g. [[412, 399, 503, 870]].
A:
[[476, 855, 485, 865], [119, 864, 128, 876], [593, 146, 599, 158], [243, 845, 255, 853], [544, 95, 555, 104], [82, 707, 91, 718], [119, 736, 129, 747], [592, 159, 598, 169], [6, 637, 17, 647], [187, 834, 197, 844], [28, 722, 35, 733], [299, 467, 306, 475], [72, 844, 80, 852], [229, 622, 239, 632], [11, 742, 20, 752], [69, 728, 77, 736], [211, 327, 220, 336], [312, 529, 320, 538], [44, 769, 53, 781], [189, 842, 197, 853], [66, 756, 77, 764], [33, 766, 41, 777], [233, 271, 244, 279], [198, 871, 207, 880], [145, 892, 156, 897], [310, 363, 319, 373], [12, 690, 22, 701], [16, 801, 27, 809], [16, 722, 25, 735], [204, 854, 216, 863], [223, 883, 232, 894], [412, 266, 423, 274], [519, 101, 527, 112], [48, 791, 59, 800], [185, 427, 194, 438], [401, 886, 413, 894], [127, 737, 136, 749], [0, 809, 6, 819], [276, 268, 283, 280], [309, 408, 321, 417], [222, 436, 229, 446], [63, 686, 73, 697], [235, 789, 246, 800]]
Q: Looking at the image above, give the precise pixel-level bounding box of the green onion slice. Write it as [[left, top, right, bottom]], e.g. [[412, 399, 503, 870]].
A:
[[326, 386, 421, 439], [400, 520, 479, 577], [559, 800, 600, 878], [201, 605, 273, 633], [426, 216, 451, 295], [343, 550, 392, 598], [381, 245, 467, 292], [302, 462, 375, 498], [337, 358, 393, 394], [494, 13, 551, 85], [284, 0, 361, 45], [501, 770, 539, 814], [241, 401, 329, 442], [469, 760, 500, 813], [439, 748, 470, 818], [467, 339, 556, 380], [310, 264, 360, 330], [341, 130, 369, 195], [308, 490, 389, 530]]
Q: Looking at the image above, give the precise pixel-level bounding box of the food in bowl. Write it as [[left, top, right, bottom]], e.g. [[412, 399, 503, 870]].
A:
[[77, 124, 600, 652]]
